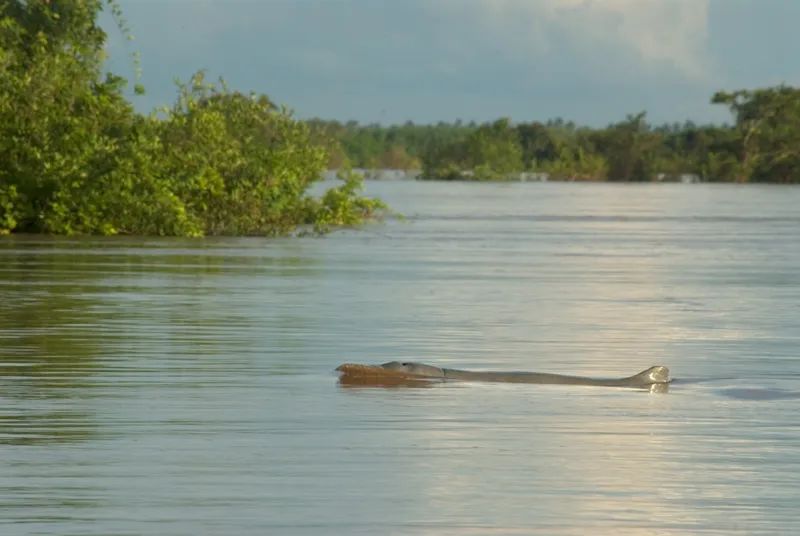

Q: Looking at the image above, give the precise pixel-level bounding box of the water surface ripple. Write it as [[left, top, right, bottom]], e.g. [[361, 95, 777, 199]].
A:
[[1, 182, 799, 535]]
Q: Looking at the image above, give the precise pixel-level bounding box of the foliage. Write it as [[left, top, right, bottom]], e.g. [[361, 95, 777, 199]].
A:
[[316, 87, 800, 184], [464, 119, 524, 180], [307, 119, 472, 171], [0, 0, 138, 233], [0, 185, 21, 234], [591, 113, 662, 181], [0, 1, 383, 236], [520, 122, 607, 180], [305, 169, 387, 233], [422, 119, 523, 180], [712, 86, 800, 183], [539, 147, 608, 181]]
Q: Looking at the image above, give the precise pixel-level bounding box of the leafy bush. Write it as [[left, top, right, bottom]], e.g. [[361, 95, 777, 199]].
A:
[[306, 169, 387, 233], [0, 1, 383, 236]]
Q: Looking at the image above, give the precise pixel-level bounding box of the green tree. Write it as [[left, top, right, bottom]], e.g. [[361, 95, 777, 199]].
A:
[[0, 2, 383, 235], [0, 0, 138, 233], [420, 119, 522, 180], [517, 122, 559, 168], [593, 112, 661, 181], [713, 86, 800, 182], [464, 118, 523, 180]]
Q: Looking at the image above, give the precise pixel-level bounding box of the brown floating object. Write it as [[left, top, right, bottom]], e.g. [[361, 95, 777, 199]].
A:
[[335, 363, 440, 388]]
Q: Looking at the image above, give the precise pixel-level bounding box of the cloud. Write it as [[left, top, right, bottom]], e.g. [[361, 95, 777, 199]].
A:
[[101, 0, 730, 125], [437, 0, 712, 80]]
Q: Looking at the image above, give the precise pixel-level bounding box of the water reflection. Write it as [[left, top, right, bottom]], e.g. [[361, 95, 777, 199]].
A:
[[0, 243, 106, 446], [0, 412, 95, 446], [718, 387, 800, 400], [1, 183, 799, 534]]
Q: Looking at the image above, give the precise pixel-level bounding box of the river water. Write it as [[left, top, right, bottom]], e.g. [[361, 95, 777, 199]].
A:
[[1, 181, 799, 535]]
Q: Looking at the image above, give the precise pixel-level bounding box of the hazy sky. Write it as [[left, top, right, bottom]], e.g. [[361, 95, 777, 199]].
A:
[[101, 0, 800, 126]]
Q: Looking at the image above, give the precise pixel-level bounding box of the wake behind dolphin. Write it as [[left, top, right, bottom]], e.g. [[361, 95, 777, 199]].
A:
[[336, 361, 671, 391]]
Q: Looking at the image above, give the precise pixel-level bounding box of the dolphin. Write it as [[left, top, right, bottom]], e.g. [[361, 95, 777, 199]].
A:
[[336, 361, 671, 390]]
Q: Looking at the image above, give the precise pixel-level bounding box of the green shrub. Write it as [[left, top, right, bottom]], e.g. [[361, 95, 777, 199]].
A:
[[0, 3, 384, 236]]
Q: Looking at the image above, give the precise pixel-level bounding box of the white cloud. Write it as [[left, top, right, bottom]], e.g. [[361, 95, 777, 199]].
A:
[[104, 0, 733, 123], [437, 0, 712, 80]]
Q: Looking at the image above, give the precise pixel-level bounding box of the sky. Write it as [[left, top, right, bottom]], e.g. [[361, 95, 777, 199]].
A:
[[101, 0, 800, 127]]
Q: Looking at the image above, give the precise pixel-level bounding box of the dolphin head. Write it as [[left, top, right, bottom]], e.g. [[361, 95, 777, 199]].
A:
[[380, 361, 445, 378]]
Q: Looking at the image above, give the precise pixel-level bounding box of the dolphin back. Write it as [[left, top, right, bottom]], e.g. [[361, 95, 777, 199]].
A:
[[336, 362, 672, 390]]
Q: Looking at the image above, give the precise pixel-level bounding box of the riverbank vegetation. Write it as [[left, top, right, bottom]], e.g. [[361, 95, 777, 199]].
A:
[[0, 0, 384, 236], [2, 3, 799, 238], [310, 86, 800, 183]]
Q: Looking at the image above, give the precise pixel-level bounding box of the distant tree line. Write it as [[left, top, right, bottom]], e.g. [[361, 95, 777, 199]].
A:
[[309, 86, 800, 183]]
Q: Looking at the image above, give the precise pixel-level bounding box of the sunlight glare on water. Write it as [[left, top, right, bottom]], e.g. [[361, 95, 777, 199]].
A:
[[1, 181, 799, 535]]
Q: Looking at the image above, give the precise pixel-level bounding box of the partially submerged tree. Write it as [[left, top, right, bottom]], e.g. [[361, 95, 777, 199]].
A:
[[713, 86, 800, 183], [0, 1, 383, 235]]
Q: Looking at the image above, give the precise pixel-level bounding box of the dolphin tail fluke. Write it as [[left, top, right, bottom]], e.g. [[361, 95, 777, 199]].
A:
[[627, 365, 671, 385]]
